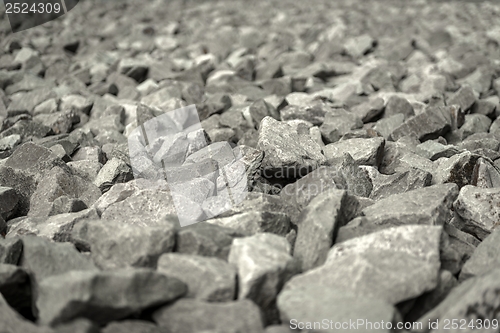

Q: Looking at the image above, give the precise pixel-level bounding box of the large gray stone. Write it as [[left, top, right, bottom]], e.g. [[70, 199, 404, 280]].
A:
[[80, 217, 177, 269], [324, 137, 385, 167], [284, 225, 443, 305], [390, 105, 453, 142], [153, 299, 264, 333], [277, 286, 400, 333], [157, 253, 236, 301], [319, 108, 363, 144], [37, 268, 186, 326]]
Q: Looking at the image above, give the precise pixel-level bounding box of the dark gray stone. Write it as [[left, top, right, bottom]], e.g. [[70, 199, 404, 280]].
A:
[[390, 105, 453, 142]]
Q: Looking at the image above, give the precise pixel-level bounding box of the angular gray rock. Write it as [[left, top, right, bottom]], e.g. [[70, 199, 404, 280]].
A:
[[324, 137, 385, 167], [277, 286, 400, 333], [28, 166, 101, 217], [319, 108, 363, 144], [364, 166, 432, 201], [446, 86, 476, 113], [157, 253, 236, 301], [0, 142, 68, 215], [432, 151, 480, 188], [37, 268, 187, 326], [284, 225, 443, 304], [228, 233, 300, 323], [257, 116, 325, 173], [153, 299, 264, 333], [384, 95, 415, 120], [453, 185, 500, 240], [293, 189, 357, 271], [19, 236, 97, 283], [100, 185, 177, 227], [390, 105, 453, 142], [78, 217, 177, 269], [93, 157, 133, 193]]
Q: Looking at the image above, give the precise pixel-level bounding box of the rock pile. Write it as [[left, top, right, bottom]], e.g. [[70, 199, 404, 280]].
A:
[[1, 0, 500, 332]]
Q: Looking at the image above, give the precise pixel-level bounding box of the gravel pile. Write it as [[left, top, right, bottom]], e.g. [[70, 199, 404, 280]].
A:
[[1, 0, 500, 332]]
